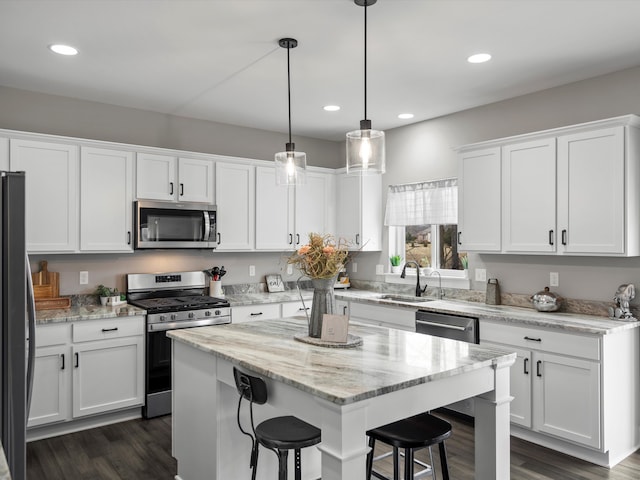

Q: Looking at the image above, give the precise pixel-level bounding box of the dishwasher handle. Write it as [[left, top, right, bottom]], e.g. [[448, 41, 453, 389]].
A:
[[416, 319, 468, 332]]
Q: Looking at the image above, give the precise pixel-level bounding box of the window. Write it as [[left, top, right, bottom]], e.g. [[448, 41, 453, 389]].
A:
[[385, 178, 468, 276]]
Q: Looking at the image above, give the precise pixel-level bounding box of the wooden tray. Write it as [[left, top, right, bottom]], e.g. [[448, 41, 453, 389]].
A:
[[35, 297, 71, 311]]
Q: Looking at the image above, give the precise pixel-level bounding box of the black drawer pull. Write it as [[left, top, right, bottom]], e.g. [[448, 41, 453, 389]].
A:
[[536, 360, 542, 377], [298, 307, 310, 311], [75, 352, 79, 368], [102, 327, 118, 332], [523, 357, 529, 375], [524, 336, 542, 342], [61, 353, 65, 370], [250, 312, 263, 316]]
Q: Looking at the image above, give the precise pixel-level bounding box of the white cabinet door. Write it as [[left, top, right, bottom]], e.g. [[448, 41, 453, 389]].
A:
[[533, 352, 601, 449], [215, 162, 255, 250], [178, 157, 214, 204], [557, 127, 625, 254], [136, 152, 176, 201], [458, 147, 501, 251], [80, 146, 134, 252], [502, 139, 557, 253], [255, 166, 294, 250], [336, 174, 382, 251], [28, 345, 70, 427], [72, 336, 144, 418], [294, 171, 334, 247], [10, 139, 79, 252]]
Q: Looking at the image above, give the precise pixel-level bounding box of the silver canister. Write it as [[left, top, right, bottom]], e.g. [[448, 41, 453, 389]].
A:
[[486, 278, 501, 305]]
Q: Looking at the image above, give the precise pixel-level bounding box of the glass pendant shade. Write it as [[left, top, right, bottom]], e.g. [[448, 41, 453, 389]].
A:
[[346, 123, 385, 175], [275, 143, 307, 185]]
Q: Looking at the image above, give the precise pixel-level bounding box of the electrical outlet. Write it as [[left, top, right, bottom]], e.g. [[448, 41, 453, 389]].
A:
[[475, 268, 487, 282], [550, 272, 559, 287], [375, 264, 384, 275], [352, 262, 357, 273], [79, 271, 89, 285], [249, 265, 256, 277], [286, 264, 293, 275]]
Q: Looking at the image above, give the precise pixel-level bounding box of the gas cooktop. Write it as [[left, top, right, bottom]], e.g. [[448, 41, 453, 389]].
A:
[[128, 295, 229, 314]]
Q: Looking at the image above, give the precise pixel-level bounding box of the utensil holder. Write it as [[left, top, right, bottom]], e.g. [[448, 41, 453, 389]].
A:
[[210, 280, 223, 297]]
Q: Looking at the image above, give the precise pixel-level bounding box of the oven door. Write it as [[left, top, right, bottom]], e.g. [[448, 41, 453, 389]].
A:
[[144, 329, 172, 418]]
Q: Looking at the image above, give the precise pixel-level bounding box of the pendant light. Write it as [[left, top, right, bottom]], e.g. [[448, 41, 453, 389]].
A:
[[346, 0, 385, 175], [275, 38, 307, 186]]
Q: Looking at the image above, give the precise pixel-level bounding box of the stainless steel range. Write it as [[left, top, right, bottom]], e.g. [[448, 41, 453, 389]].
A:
[[126, 271, 231, 418]]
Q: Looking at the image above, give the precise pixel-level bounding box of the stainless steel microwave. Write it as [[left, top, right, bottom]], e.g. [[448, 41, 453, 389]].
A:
[[134, 200, 217, 249]]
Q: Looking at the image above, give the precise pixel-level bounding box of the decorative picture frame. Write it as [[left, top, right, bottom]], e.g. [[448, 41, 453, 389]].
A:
[[266, 274, 285, 292]]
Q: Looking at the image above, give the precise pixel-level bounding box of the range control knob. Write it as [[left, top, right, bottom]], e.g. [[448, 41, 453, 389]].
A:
[[170, 314, 177, 321], [188, 312, 195, 319], [214, 309, 221, 316], [159, 315, 166, 322], [204, 311, 211, 317]]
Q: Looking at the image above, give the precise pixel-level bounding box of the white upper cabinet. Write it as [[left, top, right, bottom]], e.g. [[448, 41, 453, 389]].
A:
[[336, 173, 382, 251], [502, 138, 557, 253], [255, 166, 294, 250], [458, 147, 501, 251], [294, 171, 335, 247], [459, 115, 640, 256], [215, 162, 255, 250], [136, 153, 213, 203], [80, 146, 134, 252], [10, 139, 79, 252]]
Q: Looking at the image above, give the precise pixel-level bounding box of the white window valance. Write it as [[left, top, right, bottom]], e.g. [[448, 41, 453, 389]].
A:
[[384, 178, 458, 226]]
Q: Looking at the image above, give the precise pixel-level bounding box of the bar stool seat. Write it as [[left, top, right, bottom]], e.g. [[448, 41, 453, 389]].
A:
[[366, 412, 452, 480], [234, 367, 321, 480]]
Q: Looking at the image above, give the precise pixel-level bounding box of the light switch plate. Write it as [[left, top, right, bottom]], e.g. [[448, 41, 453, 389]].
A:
[[249, 265, 256, 277], [79, 271, 88, 285], [550, 272, 559, 287], [475, 268, 487, 282], [286, 264, 293, 275], [352, 263, 357, 273]]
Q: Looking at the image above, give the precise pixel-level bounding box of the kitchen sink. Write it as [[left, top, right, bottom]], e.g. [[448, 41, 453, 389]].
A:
[[378, 294, 433, 303]]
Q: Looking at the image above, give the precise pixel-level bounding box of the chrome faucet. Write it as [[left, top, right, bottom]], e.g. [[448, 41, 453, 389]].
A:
[[429, 270, 444, 299], [401, 261, 427, 297]]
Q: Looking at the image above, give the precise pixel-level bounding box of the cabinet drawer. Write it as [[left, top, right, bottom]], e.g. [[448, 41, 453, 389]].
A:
[[480, 321, 600, 360], [72, 317, 144, 343], [35, 323, 70, 347], [232, 303, 281, 324], [349, 302, 416, 331], [281, 300, 313, 318]]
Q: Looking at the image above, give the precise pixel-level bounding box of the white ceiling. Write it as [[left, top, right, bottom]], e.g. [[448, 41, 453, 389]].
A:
[[2, 0, 640, 142]]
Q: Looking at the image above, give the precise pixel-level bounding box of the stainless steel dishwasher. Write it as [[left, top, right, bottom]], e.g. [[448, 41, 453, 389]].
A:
[[415, 309, 479, 344]]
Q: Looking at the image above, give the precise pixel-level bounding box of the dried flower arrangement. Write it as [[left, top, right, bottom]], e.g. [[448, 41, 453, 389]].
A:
[[288, 233, 349, 279]]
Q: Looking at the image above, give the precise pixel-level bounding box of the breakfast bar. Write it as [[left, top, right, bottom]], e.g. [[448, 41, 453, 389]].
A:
[[169, 318, 516, 480]]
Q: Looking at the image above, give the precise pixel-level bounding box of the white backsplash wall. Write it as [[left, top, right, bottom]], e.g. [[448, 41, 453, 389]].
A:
[[30, 250, 301, 296]]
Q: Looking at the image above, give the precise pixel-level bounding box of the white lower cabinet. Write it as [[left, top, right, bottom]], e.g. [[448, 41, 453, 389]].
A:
[[28, 317, 144, 430], [348, 301, 415, 331], [231, 303, 281, 324], [481, 321, 601, 448], [281, 300, 312, 318], [336, 299, 350, 317]]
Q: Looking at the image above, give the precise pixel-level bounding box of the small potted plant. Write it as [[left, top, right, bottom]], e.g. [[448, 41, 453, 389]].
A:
[[390, 255, 403, 274], [95, 284, 120, 306]]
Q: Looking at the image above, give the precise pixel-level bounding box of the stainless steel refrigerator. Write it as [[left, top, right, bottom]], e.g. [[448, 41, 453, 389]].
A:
[[0, 171, 36, 480]]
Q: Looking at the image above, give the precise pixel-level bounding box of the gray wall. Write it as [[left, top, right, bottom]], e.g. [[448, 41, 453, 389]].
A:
[[356, 65, 640, 303]]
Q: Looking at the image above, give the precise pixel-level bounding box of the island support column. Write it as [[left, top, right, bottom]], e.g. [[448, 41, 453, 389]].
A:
[[474, 363, 513, 479], [314, 398, 370, 480]]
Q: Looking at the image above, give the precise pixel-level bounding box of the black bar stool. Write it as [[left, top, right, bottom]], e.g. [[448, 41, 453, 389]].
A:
[[366, 412, 452, 480], [233, 367, 321, 480]]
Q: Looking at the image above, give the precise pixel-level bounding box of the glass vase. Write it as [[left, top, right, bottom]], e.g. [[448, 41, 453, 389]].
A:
[[308, 276, 337, 338]]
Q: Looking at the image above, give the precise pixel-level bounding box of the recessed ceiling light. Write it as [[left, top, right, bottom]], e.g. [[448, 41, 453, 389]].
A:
[[49, 44, 78, 56], [467, 53, 491, 64], [398, 113, 414, 120], [323, 105, 341, 112]]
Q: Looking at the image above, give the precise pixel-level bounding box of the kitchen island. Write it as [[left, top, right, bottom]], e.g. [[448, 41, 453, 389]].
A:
[[169, 317, 516, 480]]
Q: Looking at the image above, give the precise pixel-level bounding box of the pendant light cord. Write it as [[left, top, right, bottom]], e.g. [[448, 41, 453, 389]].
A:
[[287, 44, 292, 146], [363, 1, 368, 122]]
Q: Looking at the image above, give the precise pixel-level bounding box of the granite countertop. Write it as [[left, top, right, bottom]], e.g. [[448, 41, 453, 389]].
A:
[[224, 289, 313, 306], [36, 304, 146, 325], [336, 290, 640, 335], [0, 441, 10, 480], [168, 317, 515, 406]]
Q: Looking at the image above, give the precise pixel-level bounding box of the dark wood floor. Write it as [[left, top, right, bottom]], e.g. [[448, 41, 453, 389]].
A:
[[26, 412, 640, 479]]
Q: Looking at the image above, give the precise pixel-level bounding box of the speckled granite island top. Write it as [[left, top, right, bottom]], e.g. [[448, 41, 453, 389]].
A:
[[36, 304, 146, 325], [168, 317, 515, 406], [224, 289, 313, 306]]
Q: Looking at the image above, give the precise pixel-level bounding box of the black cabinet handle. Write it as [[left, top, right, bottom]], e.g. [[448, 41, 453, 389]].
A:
[[296, 234, 300, 245], [101, 327, 118, 332], [180, 183, 184, 196], [548, 229, 554, 246], [217, 233, 221, 245], [250, 312, 263, 316], [523, 357, 529, 375], [342, 306, 348, 315], [355, 234, 360, 245], [127, 231, 131, 245], [169, 182, 174, 195], [458, 232, 462, 245], [298, 307, 310, 311], [74, 352, 79, 368], [524, 336, 542, 342], [61, 353, 65, 370], [561, 229, 567, 245], [536, 360, 542, 377], [289, 233, 293, 245]]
